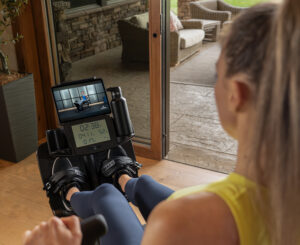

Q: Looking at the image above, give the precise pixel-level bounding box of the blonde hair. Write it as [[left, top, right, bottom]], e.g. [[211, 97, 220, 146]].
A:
[[251, 0, 300, 244], [222, 3, 276, 84]]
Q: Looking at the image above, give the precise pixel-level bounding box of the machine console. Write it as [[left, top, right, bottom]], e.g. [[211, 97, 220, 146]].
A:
[[47, 78, 133, 156]]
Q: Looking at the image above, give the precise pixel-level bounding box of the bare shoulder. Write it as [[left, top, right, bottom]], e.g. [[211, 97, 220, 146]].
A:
[[141, 192, 239, 245]]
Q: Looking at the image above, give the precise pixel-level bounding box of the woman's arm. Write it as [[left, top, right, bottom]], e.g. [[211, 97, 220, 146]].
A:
[[141, 192, 239, 245]]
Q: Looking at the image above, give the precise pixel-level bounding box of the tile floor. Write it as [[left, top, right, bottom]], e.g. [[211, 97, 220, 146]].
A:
[[167, 83, 237, 173]]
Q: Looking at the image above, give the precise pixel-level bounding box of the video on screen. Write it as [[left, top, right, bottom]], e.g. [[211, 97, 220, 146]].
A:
[[52, 79, 111, 123]]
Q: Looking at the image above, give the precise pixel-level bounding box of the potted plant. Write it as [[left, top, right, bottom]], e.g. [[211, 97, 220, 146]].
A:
[[0, 0, 38, 162]]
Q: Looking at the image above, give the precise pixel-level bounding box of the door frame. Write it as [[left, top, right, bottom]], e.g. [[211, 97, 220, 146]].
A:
[[14, 0, 163, 160], [12, 0, 57, 139], [161, 0, 170, 157], [134, 0, 163, 160]]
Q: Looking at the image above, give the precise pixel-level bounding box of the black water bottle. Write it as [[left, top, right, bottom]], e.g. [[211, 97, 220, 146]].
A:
[[107, 87, 134, 137]]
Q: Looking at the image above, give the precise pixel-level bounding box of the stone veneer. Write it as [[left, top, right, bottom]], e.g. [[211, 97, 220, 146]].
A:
[[60, 0, 147, 62], [178, 0, 195, 20]]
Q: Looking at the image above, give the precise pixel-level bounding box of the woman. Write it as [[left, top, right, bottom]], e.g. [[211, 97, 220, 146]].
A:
[[23, 1, 300, 244]]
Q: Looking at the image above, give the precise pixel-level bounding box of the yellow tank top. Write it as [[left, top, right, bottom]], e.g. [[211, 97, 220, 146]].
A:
[[168, 172, 269, 245]]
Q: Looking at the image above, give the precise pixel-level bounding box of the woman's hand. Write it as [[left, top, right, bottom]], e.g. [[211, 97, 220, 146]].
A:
[[23, 215, 82, 245]]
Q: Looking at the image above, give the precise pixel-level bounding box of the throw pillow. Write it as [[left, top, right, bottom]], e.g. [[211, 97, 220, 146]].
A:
[[170, 11, 183, 32], [130, 12, 149, 29]]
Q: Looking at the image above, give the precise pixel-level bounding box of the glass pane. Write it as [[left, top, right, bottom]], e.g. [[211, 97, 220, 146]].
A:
[[53, 90, 61, 101], [63, 99, 73, 109], [86, 85, 97, 95], [49, 0, 151, 143], [56, 101, 64, 110], [69, 88, 80, 98], [89, 94, 98, 103], [166, 4, 237, 173], [95, 83, 104, 93], [60, 89, 71, 100]]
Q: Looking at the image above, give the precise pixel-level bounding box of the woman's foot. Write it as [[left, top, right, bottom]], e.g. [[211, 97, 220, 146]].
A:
[[66, 186, 80, 202], [45, 157, 88, 212], [101, 146, 142, 193], [118, 174, 132, 193]]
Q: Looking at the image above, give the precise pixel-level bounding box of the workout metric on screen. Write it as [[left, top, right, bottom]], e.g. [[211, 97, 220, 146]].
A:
[[72, 120, 111, 148]]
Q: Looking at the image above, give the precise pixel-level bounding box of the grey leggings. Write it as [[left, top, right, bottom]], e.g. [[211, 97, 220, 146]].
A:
[[70, 175, 174, 245]]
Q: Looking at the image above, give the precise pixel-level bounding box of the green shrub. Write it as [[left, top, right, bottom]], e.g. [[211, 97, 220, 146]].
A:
[[170, 0, 266, 15]]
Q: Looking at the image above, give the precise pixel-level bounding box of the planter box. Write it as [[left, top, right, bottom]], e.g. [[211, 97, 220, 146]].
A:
[[0, 74, 38, 162]]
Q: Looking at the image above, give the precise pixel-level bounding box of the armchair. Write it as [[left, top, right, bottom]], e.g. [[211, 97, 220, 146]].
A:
[[117, 15, 149, 63], [170, 19, 205, 66], [190, 0, 246, 25]]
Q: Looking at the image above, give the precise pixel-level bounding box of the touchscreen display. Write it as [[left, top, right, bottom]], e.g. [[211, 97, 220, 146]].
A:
[[72, 120, 111, 148], [52, 79, 111, 123]]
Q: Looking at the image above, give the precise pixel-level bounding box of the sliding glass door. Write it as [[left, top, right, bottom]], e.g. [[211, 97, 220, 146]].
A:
[[44, 0, 163, 159]]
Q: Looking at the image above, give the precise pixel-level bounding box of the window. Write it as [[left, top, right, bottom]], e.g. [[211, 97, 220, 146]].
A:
[[69, 0, 98, 8]]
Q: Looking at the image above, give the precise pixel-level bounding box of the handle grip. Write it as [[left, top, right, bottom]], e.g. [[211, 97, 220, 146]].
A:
[[81, 214, 108, 245]]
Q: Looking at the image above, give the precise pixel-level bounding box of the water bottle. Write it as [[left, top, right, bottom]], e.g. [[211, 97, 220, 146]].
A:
[[107, 87, 134, 137]]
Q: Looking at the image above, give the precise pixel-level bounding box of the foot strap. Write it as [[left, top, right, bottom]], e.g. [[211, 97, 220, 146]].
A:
[[44, 167, 87, 196], [101, 156, 142, 178]]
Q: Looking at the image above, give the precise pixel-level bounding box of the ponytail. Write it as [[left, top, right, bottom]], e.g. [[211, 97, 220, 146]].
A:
[[252, 0, 300, 244]]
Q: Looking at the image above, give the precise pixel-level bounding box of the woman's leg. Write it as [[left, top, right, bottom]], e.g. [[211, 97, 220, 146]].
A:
[[124, 175, 174, 221], [69, 189, 94, 219], [70, 183, 144, 245]]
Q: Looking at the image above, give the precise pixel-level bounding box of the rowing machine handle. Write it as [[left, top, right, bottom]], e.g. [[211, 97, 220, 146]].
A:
[[81, 214, 108, 245]]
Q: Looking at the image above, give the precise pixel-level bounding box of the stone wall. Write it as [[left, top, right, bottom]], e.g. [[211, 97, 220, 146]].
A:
[[58, 0, 147, 62], [178, 0, 195, 20]]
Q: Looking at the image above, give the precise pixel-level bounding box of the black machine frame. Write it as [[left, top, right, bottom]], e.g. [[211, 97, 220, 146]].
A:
[[37, 77, 137, 218]]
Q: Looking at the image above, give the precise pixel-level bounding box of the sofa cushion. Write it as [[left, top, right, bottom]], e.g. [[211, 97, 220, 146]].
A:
[[179, 29, 205, 49], [130, 12, 149, 29], [170, 11, 183, 32]]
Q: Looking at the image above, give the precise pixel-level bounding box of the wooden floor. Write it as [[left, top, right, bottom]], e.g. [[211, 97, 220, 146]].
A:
[[0, 154, 225, 245]]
